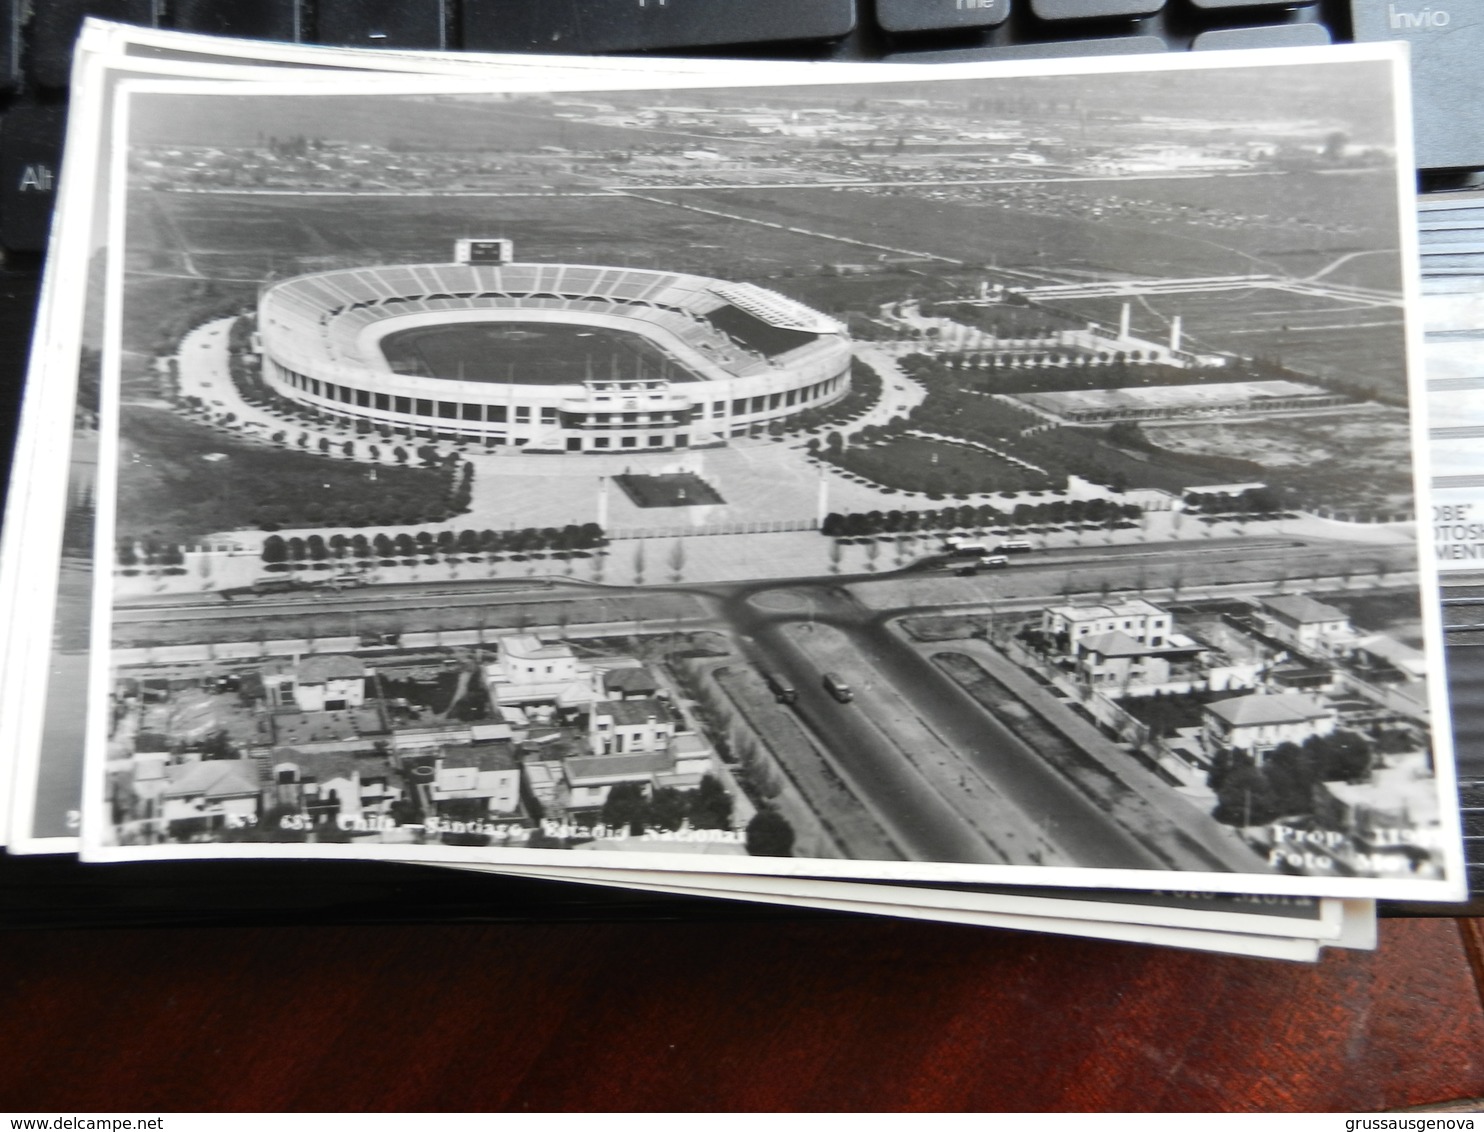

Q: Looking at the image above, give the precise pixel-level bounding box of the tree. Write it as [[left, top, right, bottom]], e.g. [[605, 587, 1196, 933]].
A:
[[745, 808, 795, 857], [1213, 763, 1283, 828], [689, 774, 734, 830], [1311, 729, 1373, 782], [649, 787, 689, 831], [601, 782, 650, 835], [261, 535, 287, 564]]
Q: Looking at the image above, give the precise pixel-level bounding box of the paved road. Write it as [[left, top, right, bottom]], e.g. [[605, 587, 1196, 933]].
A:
[[726, 584, 1168, 872]]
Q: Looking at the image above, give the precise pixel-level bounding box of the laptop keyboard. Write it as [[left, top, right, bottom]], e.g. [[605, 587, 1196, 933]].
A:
[[0, 0, 1480, 257]]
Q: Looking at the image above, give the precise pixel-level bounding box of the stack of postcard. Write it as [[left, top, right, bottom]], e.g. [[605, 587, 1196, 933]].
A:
[[0, 20, 1471, 960]]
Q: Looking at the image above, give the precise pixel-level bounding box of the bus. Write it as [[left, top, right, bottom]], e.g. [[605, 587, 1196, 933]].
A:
[[762, 671, 798, 705], [995, 540, 1034, 554], [955, 555, 1008, 576], [945, 539, 994, 558]]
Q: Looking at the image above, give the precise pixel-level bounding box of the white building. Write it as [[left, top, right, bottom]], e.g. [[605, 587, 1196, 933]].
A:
[[430, 747, 522, 817], [590, 697, 675, 756], [270, 747, 401, 823], [1203, 692, 1336, 756], [1258, 595, 1356, 658], [1042, 599, 1172, 653], [484, 634, 597, 713]]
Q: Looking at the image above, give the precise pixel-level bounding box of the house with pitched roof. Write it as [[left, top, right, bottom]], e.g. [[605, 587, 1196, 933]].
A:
[[160, 758, 263, 830], [602, 666, 660, 701], [1202, 692, 1336, 757], [1072, 630, 1172, 691], [1258, 595, 1357, 658]]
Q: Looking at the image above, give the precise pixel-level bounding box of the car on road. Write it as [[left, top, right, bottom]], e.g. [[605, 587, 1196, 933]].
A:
[[821, 672, 853, 703]]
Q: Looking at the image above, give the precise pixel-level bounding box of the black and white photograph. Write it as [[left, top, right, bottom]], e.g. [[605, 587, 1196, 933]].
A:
[[81, 51, 1466, 897]]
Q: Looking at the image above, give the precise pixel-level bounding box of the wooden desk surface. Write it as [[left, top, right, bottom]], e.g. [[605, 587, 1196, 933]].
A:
[[1, 915, 1481, 1112]]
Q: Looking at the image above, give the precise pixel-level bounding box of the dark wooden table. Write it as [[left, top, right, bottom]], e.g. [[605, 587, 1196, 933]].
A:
[[1, 912, 1481, 1112]]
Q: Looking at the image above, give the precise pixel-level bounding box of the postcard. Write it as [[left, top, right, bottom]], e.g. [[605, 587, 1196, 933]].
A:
[[69, 48, 1466, 898]]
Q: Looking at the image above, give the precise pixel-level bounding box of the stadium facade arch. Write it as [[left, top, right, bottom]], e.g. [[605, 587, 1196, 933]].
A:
[[255, 244, 853, 454]]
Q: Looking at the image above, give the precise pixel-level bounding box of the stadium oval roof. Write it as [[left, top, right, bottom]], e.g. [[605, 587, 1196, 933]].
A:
[[258, 261, 847, 389]]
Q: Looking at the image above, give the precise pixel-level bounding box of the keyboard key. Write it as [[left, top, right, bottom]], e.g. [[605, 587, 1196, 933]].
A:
[[31, 0, 160, 88], [0, 0, 18, 91], [315, 0, 446, 49], [170, 0, 301, 40], [1192, 22, 1331, 48], [1031, 0, 1163, 19], [1189, 0, 1314, 8], [888, 34, 1167, 59], [0, 107, 65, 253], [461, 0, 856, 54], [876, 0, 1010, 34], [1350, 0, 1484, 170]]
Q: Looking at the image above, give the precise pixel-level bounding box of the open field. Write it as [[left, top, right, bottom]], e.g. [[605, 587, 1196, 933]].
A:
[[115, 406, 459, 544], [1057, 289, 1405, 396], [1033, 169, 1404, 289], [381, 321, 694, 385], [125, 191, 891, 293], [1145, 406, 1415, 515], [655, 172, 1401, 286], [826, 435, 1042, 496]]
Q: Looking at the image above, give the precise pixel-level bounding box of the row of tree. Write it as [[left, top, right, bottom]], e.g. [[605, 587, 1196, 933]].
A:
[[600, 775, 735, 835], [116, 537, 186, 568], [820, 496, 1141, 539], [1183, 485, 1285, 516], [260, 523, 607, 563]]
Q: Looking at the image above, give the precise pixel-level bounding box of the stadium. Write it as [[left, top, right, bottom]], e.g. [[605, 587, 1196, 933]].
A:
[[255, 242, 853, 453]]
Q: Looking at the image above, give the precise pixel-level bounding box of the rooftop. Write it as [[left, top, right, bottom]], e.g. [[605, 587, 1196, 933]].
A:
[[593, 698, 671, 726], [164, 759, 263, 800], [270, 747, 394, 783], [439, 743, 518, 773], [1262, 594, 1349, 625], [604, 667, 659, 694], [500, 634, 575, 663], [565, 750, 675, 785], [1206, 693, 1333, 727], [297, 654, 367, 684], [1049, 598, 1168, 623], [1078, 630, 1154, 659]]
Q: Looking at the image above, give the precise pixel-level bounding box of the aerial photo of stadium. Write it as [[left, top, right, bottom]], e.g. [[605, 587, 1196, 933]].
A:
[[256, 240, 853, 453]]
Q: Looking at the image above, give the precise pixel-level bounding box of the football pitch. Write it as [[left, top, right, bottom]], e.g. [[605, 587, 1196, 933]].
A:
[[379, 321, 702, 386]]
